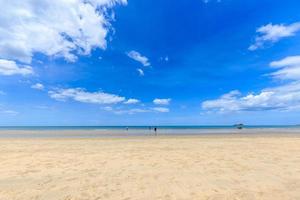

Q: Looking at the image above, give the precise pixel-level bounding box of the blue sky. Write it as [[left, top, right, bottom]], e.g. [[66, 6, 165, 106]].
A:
[[1, 0, 300, 125]]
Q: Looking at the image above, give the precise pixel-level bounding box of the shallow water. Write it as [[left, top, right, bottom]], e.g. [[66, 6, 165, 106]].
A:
[[0, 126, 300, 138]]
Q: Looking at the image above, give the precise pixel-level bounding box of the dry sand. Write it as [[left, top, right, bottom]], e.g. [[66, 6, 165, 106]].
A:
[[0, 134, 300, 200]]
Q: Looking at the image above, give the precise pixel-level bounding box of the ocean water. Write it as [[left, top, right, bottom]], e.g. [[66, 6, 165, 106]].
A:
[[0, 125, 300, 138], [0, 125, 299, 130]]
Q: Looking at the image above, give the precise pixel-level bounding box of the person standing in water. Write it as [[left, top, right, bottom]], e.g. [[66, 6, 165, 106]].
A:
[[154, 127, 157, 136]]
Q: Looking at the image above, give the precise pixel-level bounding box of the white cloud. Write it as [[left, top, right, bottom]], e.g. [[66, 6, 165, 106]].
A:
[[35, 105, 52, 110], [102, 106, 170, 114], [269, 55, 300, 80], [102, 106, 114, 111], [249, 22, 300, 50], [124, 98, 140, 104], [203, 0, 221, 3], [0, 59, 33, 76], [127, 51, 150, 66], [202, 83, 300, 112], [152, 107, 169, 113], [202, 90, 276, 112], [153, 98, 171, 105], [49, 88, 125, 104], [101, 106, 149, 114], [113, 107, 169, 114], [114, 108, 149, 115], [0, 109, 18, 115], [31, 83, 44, 90], [0, 0, 126, 63], [202, 55, 300, 112], [137, 68, 144, 76], [160, 56, 169, 62]]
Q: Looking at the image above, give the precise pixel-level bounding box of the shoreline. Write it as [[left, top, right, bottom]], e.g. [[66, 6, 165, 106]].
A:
[[0, 128, 300, 139]]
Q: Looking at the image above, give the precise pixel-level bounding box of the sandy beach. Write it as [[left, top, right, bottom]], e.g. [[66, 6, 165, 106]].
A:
[[0, 133, 300, 200]]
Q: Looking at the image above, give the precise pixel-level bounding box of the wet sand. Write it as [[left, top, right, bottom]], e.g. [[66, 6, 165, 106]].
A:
[[0, 133, 300, 200]]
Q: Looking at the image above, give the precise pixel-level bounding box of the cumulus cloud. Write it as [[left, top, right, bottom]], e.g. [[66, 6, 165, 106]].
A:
[[127, 51, 150, 66], [249, 22, 300, 50], [0, 0, 126, 63], [153, 98, 171, 105], [0, 59, 33, 76], [202, 90, 277, 112], [202, 55, 300, 112], [124, 98, 140, 104], [31, 83, 44, 90], [152, 107, 170, 113], [49, 88, 125, 104]]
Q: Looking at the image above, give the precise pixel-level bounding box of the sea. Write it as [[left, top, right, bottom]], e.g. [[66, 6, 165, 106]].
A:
[[0, 125, 300, 138]]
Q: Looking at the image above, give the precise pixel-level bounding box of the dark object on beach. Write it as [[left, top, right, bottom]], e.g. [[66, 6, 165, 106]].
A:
[[126, 127, 129, 131], [154, 127, 157, 135], [234, 124, 244, 129]]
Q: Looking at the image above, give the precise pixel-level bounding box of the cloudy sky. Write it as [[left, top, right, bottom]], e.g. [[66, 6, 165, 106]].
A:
[[1, 0, 300, 126]]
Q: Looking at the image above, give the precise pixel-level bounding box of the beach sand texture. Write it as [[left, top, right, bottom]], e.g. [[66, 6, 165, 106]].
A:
[[0, 135, 300, 200]]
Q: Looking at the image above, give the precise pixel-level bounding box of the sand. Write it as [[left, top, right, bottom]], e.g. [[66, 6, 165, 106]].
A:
[[0, 134, 300, 200]]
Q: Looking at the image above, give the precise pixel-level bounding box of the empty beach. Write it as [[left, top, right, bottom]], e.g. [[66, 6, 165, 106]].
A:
[[0, 130, 300, 200]]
